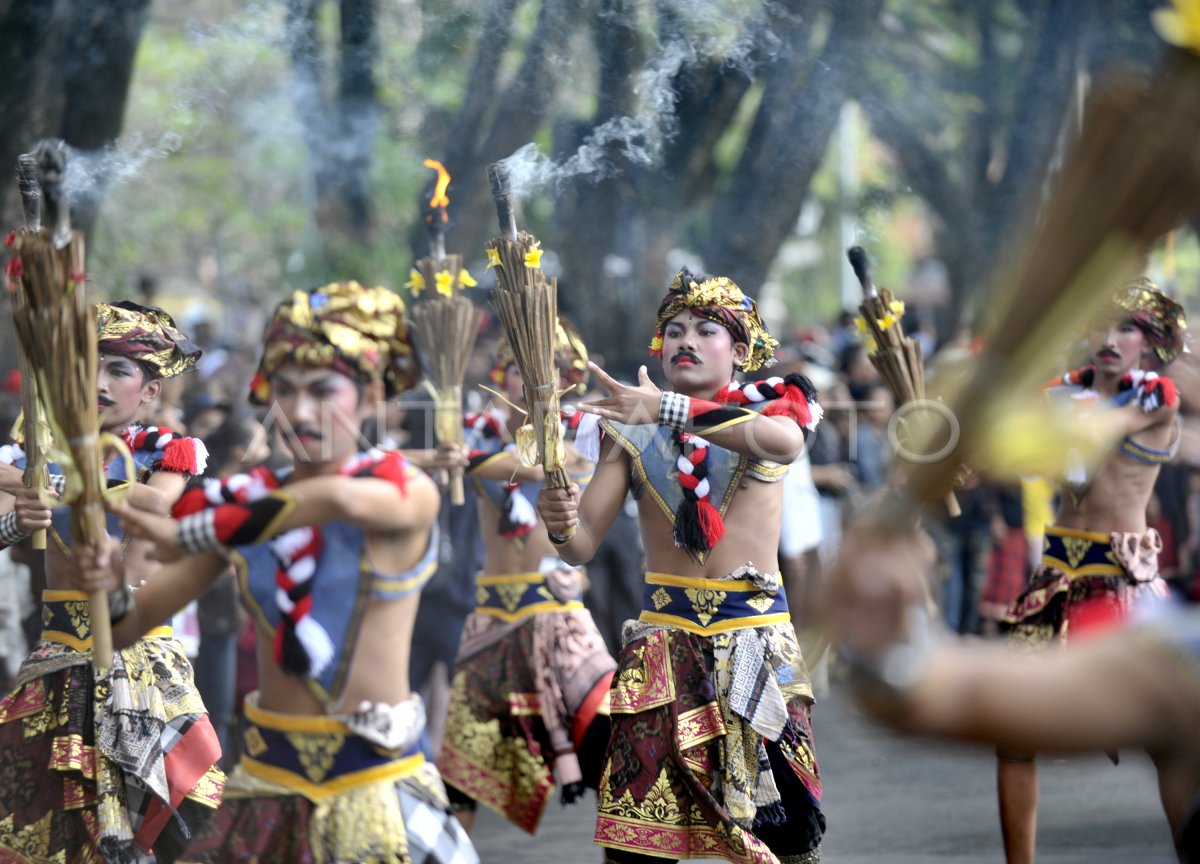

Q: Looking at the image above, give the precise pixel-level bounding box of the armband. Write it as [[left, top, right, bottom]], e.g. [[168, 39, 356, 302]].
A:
[[107, 583, 135, 626], [177, 491, 296, 554], [0, 511, 29, 547], [658, 391, 690, 432]]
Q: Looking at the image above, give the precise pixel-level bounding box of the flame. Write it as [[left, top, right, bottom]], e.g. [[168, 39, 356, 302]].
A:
[[424, 158, 450, 222]]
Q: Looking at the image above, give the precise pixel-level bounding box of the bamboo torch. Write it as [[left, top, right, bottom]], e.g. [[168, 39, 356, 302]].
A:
[[8, 141, 112, 672], [406, 159, 483, 506], [484, 163, 575, 534], [12, 153, 49, 549], [848, 246, 960, 517]]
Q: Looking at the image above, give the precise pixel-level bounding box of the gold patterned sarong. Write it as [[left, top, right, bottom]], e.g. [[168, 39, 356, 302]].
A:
[[0, 591, 224, 863], [1003, 524, 1168, 646], [595, 568, 823, 864], [439, 571, 616, 834]]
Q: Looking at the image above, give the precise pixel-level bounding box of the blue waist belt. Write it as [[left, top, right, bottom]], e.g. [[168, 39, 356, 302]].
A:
[[474, 572, 584, 623], [240, 693, 424, 801], [39, 590, 173, 651], [639, 572, 790, 635], [1041, 525, 1123, 579]]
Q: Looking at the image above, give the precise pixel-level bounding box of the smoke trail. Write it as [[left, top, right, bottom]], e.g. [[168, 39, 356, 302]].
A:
[[64, 4, 294, 204], [501, 0, 791, 198], [64, 132, 184, 200]]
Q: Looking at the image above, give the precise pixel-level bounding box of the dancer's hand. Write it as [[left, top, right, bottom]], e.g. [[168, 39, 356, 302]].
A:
[[0, 462, 24, 495], [70, 535, 124, 594], [430, 442, 470, 470], [537, 483, 580, 538], [110, 501, 186, 563], [577, 362, 662, 424], [13, 483, 54, 534], [828, 523, 935, 659]]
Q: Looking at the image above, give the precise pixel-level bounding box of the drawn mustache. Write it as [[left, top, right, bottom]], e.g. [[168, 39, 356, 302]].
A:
[[292, 425, 323, 440], [671, 350, 701, 365]]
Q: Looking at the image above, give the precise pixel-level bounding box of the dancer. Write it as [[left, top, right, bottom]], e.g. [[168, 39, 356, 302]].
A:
[[994, 277, 1185, 864], [0, 300, 222, 862], [538, 269, 825, 864], [437, 320, 617, 836], [71, 282, 477, 863], [830, 511, 1200, 863]]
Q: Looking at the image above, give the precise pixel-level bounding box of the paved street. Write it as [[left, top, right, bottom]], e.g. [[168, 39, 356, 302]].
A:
[[472, 683, 1176, 863]]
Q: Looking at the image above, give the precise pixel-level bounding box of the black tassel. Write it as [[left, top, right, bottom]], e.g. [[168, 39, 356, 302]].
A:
[[753, 801, 789, 828], [279, 623, 311, 677], [783, 371, 818, 402], [673, 498, 710, 560]]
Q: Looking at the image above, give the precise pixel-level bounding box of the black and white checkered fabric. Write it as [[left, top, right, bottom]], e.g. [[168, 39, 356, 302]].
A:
[[0, 511, 28, 546], [399, 786, 479, 864], [659, 390, 690, 432], [178, 508, 219, 555]]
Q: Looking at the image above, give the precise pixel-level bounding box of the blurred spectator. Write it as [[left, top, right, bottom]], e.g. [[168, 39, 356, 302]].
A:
[[183, 379, 234, 442], [848, 383, 893, 492]]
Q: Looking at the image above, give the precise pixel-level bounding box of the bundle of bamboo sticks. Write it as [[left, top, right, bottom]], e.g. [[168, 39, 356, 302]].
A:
[[848, 246, 960, 516], [12, 153, 49, 550], [7, 141, 112, 670], [408, 250, 483, 505], [485, 163, 573, 532]]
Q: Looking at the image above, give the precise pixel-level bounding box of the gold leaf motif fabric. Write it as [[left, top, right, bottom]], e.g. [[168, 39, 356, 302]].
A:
[[95, 301, 201, 380], [685, 588, 728, 627], [251, 281, 419, 405]]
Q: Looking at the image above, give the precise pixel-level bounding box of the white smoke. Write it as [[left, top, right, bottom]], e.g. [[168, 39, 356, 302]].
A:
[[500, 0, 792, 198]]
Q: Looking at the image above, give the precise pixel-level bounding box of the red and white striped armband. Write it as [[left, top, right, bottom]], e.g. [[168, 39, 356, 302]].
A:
[[177, 491, 297, 555]]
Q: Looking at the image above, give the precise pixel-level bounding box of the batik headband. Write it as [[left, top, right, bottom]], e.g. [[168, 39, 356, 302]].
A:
[[95, 301, 201, 380]]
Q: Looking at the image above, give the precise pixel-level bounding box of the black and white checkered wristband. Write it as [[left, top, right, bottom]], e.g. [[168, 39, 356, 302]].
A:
[[0, 511, 29, 546], [48, 473, 66, 496], [177, 509, 221, 555], [107, 583, 135, 625], [659, 391, 690, 432]]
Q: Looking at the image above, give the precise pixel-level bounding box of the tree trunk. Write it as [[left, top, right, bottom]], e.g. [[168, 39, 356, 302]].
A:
[[705, 0, 886, 293], [287, 0, 380, 277]]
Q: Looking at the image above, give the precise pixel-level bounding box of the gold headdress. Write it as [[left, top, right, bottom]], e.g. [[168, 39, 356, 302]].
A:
[[649, 267, 778, 372], [1106, 277, 1187, 365], [249, 281, 418, 405]]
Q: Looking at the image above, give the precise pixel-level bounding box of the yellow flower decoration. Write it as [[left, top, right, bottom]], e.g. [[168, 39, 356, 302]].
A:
[[877, 313, 896, 330], [524, 243, 543, 269], [889, 299, 906, 317], [1153, 0, 1200, 53], [486, 248, 502, 270], [406, 268, 426, 296], [854, 316, 868, 333], [649, 334, 663, 353], [459, 268, 477, 288], [435, 270, 455, 297]]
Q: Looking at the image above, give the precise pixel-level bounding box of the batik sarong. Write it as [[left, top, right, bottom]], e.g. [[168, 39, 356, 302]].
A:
[[594, 567, 824, 864], [183, 693, 476, 864], [438, 569, 616, 834], [1002, 524, 1168, 646], [0, 590, 224, 863]]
